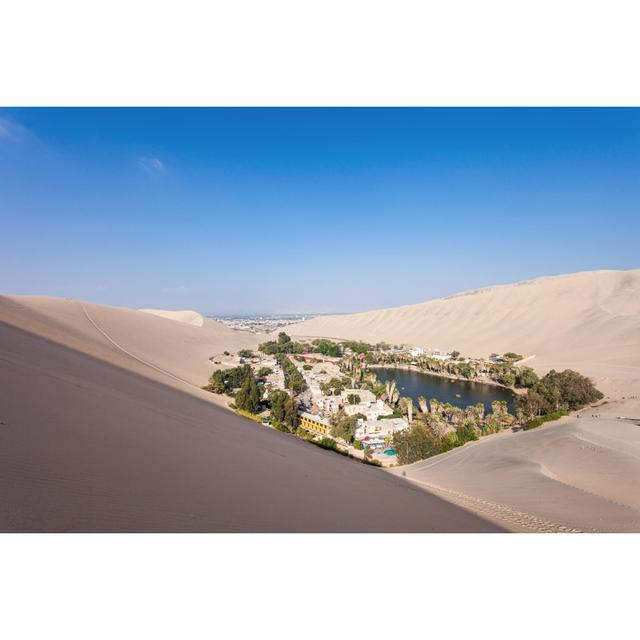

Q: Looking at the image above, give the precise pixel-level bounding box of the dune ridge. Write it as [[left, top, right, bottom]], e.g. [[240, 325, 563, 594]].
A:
[[289, 269, 640, 398], [140, 308, 204, 327]]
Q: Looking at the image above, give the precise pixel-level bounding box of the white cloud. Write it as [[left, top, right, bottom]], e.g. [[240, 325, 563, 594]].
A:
[[0, 116, 36, 143], [138, 156, 165, 174]]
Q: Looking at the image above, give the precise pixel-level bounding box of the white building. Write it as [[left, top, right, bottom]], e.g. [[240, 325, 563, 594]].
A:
[[318, 394, 342, 416], [340, 388, 376, 405], [308, 381, 324, 401], [429, 353, 452, 361], [355, 417, 408, 442], [344, 399, 393, 421]]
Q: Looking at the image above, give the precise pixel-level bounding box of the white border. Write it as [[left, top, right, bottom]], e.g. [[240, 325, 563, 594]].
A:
[[1, 1, 639, 105], [1, 534, 638, 639]]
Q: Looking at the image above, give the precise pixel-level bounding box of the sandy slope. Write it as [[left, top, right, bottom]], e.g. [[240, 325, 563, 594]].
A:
[[0, 296, 262, 392], [140, 308, 204, 327], [389, 403, 640, 532], [0, 295, 500, 532], [289, 269, 640, 399]]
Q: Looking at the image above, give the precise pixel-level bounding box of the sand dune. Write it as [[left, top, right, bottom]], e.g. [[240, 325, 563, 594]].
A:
[[0, 296, 261, 392], [140, 308, 204, 327], [390, 406, 640, 532], [289, 269, 640, 399], [0, 295, 500, 532]]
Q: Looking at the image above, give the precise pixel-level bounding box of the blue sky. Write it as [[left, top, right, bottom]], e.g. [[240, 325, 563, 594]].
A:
[[1, 108, 639, 314]]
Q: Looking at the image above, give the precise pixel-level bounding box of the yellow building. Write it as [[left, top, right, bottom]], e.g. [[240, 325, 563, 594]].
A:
[[299, 412, 331, 436]]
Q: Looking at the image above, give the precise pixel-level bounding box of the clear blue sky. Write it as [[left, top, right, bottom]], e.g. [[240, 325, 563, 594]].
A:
[[1, 108, 638, 314]]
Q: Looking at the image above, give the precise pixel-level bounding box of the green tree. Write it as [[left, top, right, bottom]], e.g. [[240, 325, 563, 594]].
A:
[[258, 332, 310, 356], [537, 369, 601, 411], [313, 339, 342, 357], [498, 371, 516, 386], [283, 395, 298, 431], [206, 364, 254, 395], [392, 423, 441, 464], [515, 367, 539, 388], [320, 376, 348, 396], [277, 355, 307, 394], [517, 389, 546, 420], [269, 390, 298, 431], [340, 340, 373, 354], [278, 331, 291, 346], [456, 419, 479, 443], [331, 413, 364, 443], [258, 340, 279, 355], [235, 371, 260, 413]]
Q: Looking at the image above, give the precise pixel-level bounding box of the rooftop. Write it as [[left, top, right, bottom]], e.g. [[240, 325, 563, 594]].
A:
[[299, 412, 330, 427]]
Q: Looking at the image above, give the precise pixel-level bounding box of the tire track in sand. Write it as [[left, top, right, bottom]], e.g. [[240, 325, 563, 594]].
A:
[[406, 477, 583, 533], [79, 301, 199, 390]]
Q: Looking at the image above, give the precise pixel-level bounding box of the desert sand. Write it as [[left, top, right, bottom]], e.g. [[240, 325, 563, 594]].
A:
[[0, 295, 500, 532], [288, 269, 640, 400], [0, 296, 261, 393], [140, 308, 205, 327], [389, 401, 640, 532]]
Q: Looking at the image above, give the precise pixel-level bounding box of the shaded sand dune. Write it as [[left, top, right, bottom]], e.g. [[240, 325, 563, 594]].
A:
[[389, 409, 640, 532], [0, 296, 500, 532], [289, 269, 640, 399]]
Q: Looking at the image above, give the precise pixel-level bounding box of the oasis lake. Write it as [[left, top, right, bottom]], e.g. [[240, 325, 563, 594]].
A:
[[372, 367, 516, 414]]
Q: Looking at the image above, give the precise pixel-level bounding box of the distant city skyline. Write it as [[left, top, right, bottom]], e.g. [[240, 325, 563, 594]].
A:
[[2, 108, 639, 314]]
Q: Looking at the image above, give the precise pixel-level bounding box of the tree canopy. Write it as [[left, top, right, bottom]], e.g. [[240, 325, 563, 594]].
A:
[[277, 354, 307, 394], [312, 339, 342, 357], [234, 371, 261, 413], [258, 332, 310, 355], [206, 364, 254, 395], [340, 340, 373, 354], [269, 389, 298, 431], [331, 413, 365, 443], [517, 369, 603, 419], [392, 423, 442, 465], [515, 367, 539, 388]]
